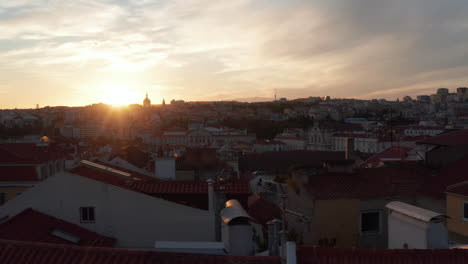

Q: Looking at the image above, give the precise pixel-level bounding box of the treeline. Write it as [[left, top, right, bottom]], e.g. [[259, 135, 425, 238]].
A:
[[221, 116, 314, 139]]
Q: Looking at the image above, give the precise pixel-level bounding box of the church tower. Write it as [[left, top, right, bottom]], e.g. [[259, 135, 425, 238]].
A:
[[143, 92, 151, 108]]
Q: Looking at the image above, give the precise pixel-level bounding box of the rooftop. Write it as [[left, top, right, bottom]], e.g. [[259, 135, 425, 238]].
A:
[[386, 201, 447, 223], [0, 208, 115, 247], [418, 129, 468, 146], [297, 246, 468, 264], [0, 239, 280, 264]]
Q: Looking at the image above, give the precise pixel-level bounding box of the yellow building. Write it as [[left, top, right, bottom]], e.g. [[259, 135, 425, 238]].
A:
[[447, 181, 468, 243]]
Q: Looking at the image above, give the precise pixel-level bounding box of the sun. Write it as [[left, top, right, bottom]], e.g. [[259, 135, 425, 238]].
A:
[[97, 84, 140, 106]]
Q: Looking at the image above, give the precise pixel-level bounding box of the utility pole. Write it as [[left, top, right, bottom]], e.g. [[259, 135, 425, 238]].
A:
[[278, 190, 311, 263]]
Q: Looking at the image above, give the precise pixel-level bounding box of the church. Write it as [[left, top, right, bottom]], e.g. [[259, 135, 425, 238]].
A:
[[143, 93, 151, 107]]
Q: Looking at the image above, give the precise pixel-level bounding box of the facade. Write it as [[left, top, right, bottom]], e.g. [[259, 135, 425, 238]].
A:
[[285, 167, 446, 248], [154, 127, 256, 147], [447, 182, 468, 243], [0, 143, 65, 205]]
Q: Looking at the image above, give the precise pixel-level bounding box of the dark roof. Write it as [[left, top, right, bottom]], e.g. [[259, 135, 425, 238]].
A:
[[239, 151, 346, 173], [447, 181, 468, 197], [0, 239, 280, 264], [297, 246, 468, 264], [0, 143, 65, 164], [0, 209, 115, 247], [176, 148, 228, 171], [304, 155, 468, 201], [0, 166, 39, 181], [248, 194, 282, 225], [418, 129, 468, 146], [438, 156, 468, 198], [304, 165, 456, 200]]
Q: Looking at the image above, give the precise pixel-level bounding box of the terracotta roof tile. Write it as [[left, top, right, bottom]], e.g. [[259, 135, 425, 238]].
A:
[[297, 246, 468, 264], [71, 165, 249, 195], [418, 129, 468, 146], [0, 239, 280, 264], [0, 208, 115, 247]]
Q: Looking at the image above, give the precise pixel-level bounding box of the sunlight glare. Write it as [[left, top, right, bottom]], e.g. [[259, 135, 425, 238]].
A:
[[97, 84, 140, 106]]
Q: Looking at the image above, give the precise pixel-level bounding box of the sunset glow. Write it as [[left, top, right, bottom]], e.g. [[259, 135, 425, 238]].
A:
[[1, 1, 468, 108], [97, 84, 140, 106]]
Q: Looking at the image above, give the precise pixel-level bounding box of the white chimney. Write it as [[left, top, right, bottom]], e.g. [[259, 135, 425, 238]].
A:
[[155, 158, 176, 180], [286, 242, 297, 264]]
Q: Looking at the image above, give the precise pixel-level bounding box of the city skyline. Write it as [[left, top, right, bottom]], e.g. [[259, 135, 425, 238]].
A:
[[2, 0, 468, 108]]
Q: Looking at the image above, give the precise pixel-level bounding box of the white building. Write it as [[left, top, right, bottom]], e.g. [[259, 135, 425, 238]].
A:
[[403, 126, 444, 137], [386, 201, 448, 249], [0, 169, 215, 249]]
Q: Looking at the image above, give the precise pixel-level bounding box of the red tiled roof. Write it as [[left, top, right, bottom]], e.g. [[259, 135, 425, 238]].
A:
[[0, 208, 115, 247], [297, 246, 468, 264], [0, 239, 280, 264], [360, 146, 414, 168], [418, 129, 468, 146], [71, 165, 249, 195], [248, 194, 282, 225], [0, 166, 39, 181]]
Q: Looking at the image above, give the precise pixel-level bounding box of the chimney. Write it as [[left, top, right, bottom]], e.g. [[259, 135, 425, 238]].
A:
[[207, 180, 215, 212], [267, 219, 282, 256], [286, 242, 297, 264], [155, 158, 176, 180], [345, 137, 355, 160]]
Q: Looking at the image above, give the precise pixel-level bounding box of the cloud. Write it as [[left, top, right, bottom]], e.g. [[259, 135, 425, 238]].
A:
[[2, 0, 468, 107]]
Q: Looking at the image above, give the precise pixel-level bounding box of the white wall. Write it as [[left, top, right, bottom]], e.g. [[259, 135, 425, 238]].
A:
[[388, 211, 428, 249], [0, 172, 215, 249]]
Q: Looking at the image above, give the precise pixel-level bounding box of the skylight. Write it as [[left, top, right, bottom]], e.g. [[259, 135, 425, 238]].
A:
[[81, 160, 131, 178], [51, 229, 80, 244]]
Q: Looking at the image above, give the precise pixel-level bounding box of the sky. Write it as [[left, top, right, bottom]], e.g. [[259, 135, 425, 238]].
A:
[[1, 0, 468, 108]]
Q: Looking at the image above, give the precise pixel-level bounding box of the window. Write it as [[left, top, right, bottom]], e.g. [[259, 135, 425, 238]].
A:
[[80, 207, 95, 223], [463, 202, 468, 221], [40, 166, 48, 179], [0, 193, 5, 205], [361, 211, 381, 234]]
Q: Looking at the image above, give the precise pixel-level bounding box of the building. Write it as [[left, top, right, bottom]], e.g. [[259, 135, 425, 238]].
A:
[[285, 166, 449, 248], [0, 163, 216, 249], [447, 181, 468, 243], [386, 201, 448, 249], [0, 143, 66, 205], [143, 93, 151, 108]]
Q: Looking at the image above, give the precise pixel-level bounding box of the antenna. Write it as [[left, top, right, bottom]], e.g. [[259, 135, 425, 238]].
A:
[[275, 89, 277, 101]]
